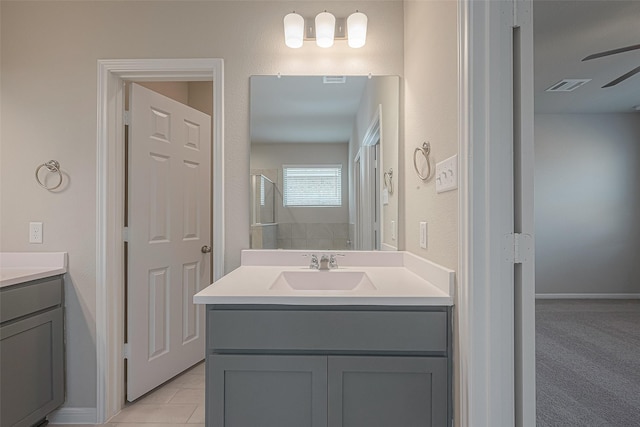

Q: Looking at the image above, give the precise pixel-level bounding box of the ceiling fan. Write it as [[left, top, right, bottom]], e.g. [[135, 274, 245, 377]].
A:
[[582, 43, 640, 88]]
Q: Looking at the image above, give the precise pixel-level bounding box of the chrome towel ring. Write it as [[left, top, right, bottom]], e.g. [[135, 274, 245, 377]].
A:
[[414, 142, 432, 181], [35, 160, 63, 190]]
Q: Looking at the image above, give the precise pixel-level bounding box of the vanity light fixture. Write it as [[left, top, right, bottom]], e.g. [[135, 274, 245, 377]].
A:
[[283, 11, 368, 49]]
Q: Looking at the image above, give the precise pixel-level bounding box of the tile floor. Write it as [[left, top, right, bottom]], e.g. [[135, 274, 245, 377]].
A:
[[53, 362, 205, 427]]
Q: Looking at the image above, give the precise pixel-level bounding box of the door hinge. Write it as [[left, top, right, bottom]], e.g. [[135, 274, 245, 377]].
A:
[[123, 110, 131, 126], [503, 233, 532, 264], [123, 227, 129, 242], [123, 343, 130, 359]]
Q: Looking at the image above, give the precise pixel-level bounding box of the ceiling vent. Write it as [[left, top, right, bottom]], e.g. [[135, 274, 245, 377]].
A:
[[323, 76, 347, 84], [545, 79, 591, 92]]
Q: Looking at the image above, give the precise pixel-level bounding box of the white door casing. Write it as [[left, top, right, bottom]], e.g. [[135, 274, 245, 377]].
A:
[[127, 83, 211, 401], [96, 59, 223, 423], [457, 0, 535, 426], [355, 108, 382, 251]]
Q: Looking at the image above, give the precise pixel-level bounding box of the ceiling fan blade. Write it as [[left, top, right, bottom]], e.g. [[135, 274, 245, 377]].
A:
[[602, 65, 640, 88], [583, 43, 640, 61]]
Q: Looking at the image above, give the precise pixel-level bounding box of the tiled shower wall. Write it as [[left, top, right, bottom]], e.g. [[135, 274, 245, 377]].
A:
[[277, 223, 350, 250]]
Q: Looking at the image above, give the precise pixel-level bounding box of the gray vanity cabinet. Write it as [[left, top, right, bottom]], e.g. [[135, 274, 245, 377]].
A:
[[206, 305, 452, 427], [0, 276, 65, 427]]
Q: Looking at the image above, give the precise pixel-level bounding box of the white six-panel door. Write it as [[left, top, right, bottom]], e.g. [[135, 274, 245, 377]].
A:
[[127, 83, 211, 401]]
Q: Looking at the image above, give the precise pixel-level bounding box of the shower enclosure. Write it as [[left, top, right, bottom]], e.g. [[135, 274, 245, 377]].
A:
[[250, 174, 277, 248]]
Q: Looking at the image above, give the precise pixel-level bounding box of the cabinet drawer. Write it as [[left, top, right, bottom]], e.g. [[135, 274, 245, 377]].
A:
[[0, 277, 63, 324], [209, 309, 447, 354]]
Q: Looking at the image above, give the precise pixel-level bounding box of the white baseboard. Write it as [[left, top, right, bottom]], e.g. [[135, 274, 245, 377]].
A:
[[536, 293, 640, 300], [48, 407, 97, 425]]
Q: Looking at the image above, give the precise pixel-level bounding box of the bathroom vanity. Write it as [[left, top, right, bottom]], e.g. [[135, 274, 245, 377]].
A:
[[195, 250, 454, 427], [0, 253, 67, 427]]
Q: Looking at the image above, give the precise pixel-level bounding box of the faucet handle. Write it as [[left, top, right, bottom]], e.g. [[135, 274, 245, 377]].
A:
[[329, 253, 345, 269], [303, 253, 320, 269]]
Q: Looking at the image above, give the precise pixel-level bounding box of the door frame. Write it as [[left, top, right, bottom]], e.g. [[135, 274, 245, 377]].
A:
[[361, 106, 382, 249], [95, 58, 224, 423], [457, 0, 535, 426]]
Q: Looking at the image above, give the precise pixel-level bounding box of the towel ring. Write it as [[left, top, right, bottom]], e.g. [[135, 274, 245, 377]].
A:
[[383, 169, 393, 194], [413, 142, 432, 181], [35, 160, 63, 190]]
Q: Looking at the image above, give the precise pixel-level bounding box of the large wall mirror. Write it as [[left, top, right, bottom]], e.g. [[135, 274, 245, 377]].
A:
[[250, 75, 400, 251]]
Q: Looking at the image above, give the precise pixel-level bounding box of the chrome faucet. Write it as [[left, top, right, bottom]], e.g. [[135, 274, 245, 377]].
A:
[[307, 253, 344, 270], [319, 255, 330, 271]]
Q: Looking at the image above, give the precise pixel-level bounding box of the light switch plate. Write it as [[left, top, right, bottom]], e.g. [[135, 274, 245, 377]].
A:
[[436, 154, 458, 193], [419, 222, 427, 249]]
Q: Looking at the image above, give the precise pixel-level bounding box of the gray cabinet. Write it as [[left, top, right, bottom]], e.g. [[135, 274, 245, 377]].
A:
[[328, 356, 448, 427], [0, 276, 65, 427], [206, 306, 451, 427], [209, 355, 327, 427]]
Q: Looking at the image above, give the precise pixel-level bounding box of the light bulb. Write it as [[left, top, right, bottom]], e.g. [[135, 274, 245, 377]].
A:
[[283, 12, 304, 48], [315, 11, 335, 48], [347, 12, 367, 48]]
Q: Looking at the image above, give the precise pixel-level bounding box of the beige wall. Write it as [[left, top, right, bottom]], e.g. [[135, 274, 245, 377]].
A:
[[137, 81, 190, 105], [0, 0, 403, 411], [403, 0, 458, 270], [403, 0, 459, 421]]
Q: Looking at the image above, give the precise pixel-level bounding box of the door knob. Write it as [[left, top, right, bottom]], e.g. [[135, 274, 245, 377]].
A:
[[201, 245, 212, 253]]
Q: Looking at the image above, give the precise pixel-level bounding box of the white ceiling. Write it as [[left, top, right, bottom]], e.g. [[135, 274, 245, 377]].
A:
[[534, 0, 640, 114], [250, 76, 368, 144]]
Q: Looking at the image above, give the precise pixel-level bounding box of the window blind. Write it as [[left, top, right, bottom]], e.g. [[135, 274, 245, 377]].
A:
[[283, 165, 342, 207]]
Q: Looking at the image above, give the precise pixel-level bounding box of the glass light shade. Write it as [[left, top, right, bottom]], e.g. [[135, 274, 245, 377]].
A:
[[283, 12, 304, 48], [347, 12, 368, 48], [315, 12, 335, 48]]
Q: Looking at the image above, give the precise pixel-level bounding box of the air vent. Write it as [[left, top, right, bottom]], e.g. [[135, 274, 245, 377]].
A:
[[323, 76, 347, 84], [545, 79, 591, 92]]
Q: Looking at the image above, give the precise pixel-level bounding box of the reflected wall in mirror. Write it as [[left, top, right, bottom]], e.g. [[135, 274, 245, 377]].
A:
[[250, 75, 400, 251]]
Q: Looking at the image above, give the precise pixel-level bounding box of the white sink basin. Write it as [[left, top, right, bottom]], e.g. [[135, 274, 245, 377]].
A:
[[270, 270, 376, 291]]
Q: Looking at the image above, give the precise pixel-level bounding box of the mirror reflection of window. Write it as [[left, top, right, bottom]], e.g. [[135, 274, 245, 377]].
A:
[[283, 165, 343, 207]]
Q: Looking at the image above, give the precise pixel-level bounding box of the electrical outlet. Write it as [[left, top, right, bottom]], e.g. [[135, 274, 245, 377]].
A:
[[419, 222, 427, 249], [30, 222, 43, 244]]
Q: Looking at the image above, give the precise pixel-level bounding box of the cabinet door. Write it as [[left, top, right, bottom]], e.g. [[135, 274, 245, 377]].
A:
[[209, 355, 327, 427], [328, 356, 448, 427], [0, 307, 64, 427]]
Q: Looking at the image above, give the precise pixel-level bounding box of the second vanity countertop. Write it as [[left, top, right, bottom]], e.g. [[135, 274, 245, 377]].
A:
[[194, 250, 455, 306], [0, 252, 68, 288]]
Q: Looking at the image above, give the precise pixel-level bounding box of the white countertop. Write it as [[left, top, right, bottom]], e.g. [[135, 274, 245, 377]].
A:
[[0, 252, 68, 288], [194, 250, 454, 306]]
